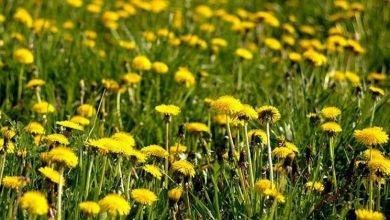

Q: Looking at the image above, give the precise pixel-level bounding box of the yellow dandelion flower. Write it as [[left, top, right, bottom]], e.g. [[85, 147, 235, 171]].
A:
[[285, 142, 299, 153], [254, 179, 274, 194], [0, 139, 15, 153], [45, 133, 69, 145], [79, 201, 100, 216], [174, 67, 196, 87], [39, 166, 64, 185], [143, 165, 162, 180], [367, 159, 390, 175], [272, 147, 294, 158], [19, 191, 49, 216], [132, 55, 152, 71], [345, 71, 361, 86], [288, 52, 302, 62], [14, 48, 34, 64], [363, 149, 384, 160], [264, 38, 282, 50], [152, 62, 169, 74], [67, 0, 83, 8], [46, 147, 78, 168], [56, 120, 84, 131], [355, 209, 385, 220], [235, 104, 257, 121], [99, 194, 130, 216], [111, 132, 136, 149], [354, 127, 388, 146], [368, 73, 386, 82], [118, 40, 136, 50], [170, 144, 187, 154], [257, 105, 281, 124], [2, 176, 29, 189], [303, 50, 327, 66], [211, 95, 243, 115], [1, 127, 16, 139], [141, 145, 168, 158], [184, 122, 210, 133], [70, 115, 90, 126], [248, 129, 268, 145], [126, 149, 147, 163], [122, 73, 142, 85], [320, 106, 341, 119], [24, 122, 45, 134], [155, 104, 181, 116], [102, 79, 120, 91], [26, 79, 45, 88], [235, 48, 253, 60], [321, 121, 342, 134], [168, 186, 183, 202], [305, 181, 324, 192], [13, 8, 33, 28], [131, 188, 158, 205], [77, 104, 96, 117], [32, 101, 55, 114], [172, 160, 195, 177], [369, 86, 385, 97]]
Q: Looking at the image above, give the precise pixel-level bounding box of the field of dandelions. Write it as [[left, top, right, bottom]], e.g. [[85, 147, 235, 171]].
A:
[[1, 0, 390, 219]]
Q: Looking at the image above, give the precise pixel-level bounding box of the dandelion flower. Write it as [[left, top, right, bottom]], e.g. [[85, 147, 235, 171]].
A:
[[39, 166, 64, 185], [111, 132, 136, 149], [367, 159, 390, 175], [79, 201, 100, 216], [45, 133, 69, 145], [14, 48, 34, 64], [184, 122, 210, 133], [99, 194, 130, 216], [2, 176, 29, 189], [155, 104, 181, 116], [254, 179, 274, 194], [170, 144, 187, 154], [235, 48, 253, 60], [26, 79, 45, 88], [143, 165, 162, 180], [211, 95, 243, 115], [363, 149, 384, 160], [45, 147, 78, 168], [32, 101, 55, 114], [19, 191, 49, 216], [132, 55, 152, 71], [168, 186, 183, 202], [77, 104, 96, 117], [320, 106, 341, 119], [235, 104, 257, 121], [354, 127, 388, 146], [172, 160, 195, 177], [369, 86, 385, 97], [131, 188, 158, 205], [355, 209, 385, 220], [70, 115, 90, 126], [0, 139, 15, 153], [248, 129, 268, 145], [305, 181, 324, 192], [321, 122, 342, 134], [174, 67, 196, 87], [141, 145, 168, 158], [56, 120, 84, 131], [152, 62, 169, 74], [24, 122, 45, 134], [272, 147, 294, 159], [257, 105, 281, 124], [122, 73, 142, 85]]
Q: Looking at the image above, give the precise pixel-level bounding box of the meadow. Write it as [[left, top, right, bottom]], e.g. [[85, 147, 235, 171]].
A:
[[0, 0, 390, 219]]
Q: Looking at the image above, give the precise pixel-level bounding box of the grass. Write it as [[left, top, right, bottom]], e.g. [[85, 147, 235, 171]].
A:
[[0, 0, 390, 219]]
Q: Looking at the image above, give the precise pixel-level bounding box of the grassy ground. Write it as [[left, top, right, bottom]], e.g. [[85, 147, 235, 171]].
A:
[[0, 0, 390, 219]]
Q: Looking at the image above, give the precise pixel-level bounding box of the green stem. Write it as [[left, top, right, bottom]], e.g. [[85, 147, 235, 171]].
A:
[[266, 123, 274, 183], [57, 167, 64, 220], [370, 100, 377, 126], [116, 92, 123, 130], [0, 154, 6, 187], [225, 115, 236, 158], [369, 147, 374, 210], [329, 137, 337, 191], [98, 156, 107, 197], [244, 123, 254, 189], [164, 122, 170, 189], [84, 156, 94, 199], [237, 62, 243, 91], [17, 65, 25, 102]]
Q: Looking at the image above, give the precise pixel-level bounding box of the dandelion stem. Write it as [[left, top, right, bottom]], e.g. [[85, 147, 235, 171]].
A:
[[116, 92, 123, 130], [369, 147, 374, 210], [57, 166, 64, 220], [225, 115, 236, 156], [266, 123, 274, 183], [84, 156, 94, 199], [237, 62, 243, 90], [0, 153, 6, 187], [164, 121, 170, 189], [244, 123, 254, 190], [17, 65, 24, 102], [35, 87, 41, 103], [329, 137, 337, 191], [369, 100, 377, 126], [98, 156, 107, 197]]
